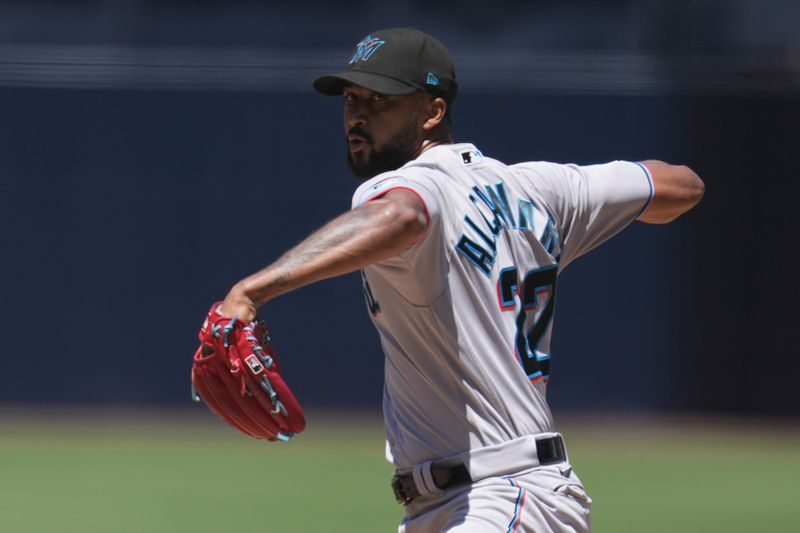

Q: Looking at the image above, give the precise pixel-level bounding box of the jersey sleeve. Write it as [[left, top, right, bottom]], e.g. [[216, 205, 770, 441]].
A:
[[351, 170, 448, 306], [512, 160, 654, 269], [351, 170, 443, 248]]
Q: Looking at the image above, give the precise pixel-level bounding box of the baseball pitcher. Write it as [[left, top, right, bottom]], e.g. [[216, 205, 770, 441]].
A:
[[196, 28, 704, 532]]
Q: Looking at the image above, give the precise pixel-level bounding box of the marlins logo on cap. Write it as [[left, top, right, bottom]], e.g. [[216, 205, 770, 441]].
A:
[[350, 35, 386, 64], [313, 28, 458, 102]]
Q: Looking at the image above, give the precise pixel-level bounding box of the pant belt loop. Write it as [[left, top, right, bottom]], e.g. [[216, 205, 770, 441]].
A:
[[411, 460, 445, 498]]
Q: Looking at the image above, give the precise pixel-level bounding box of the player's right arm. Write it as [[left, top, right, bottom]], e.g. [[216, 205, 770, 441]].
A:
[[636, 160, 704, 224], [218, 188, 428, 321]]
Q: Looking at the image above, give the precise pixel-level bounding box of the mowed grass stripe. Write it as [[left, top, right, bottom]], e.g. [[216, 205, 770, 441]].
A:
[[565, 420, 800, 533], [0, 411, 401, 533], [0, 411, 798, 532]]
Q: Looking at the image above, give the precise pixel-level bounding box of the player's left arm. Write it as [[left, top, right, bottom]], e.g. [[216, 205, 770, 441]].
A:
[[637, 160, 705, 224], [218, 188, 427, 321]]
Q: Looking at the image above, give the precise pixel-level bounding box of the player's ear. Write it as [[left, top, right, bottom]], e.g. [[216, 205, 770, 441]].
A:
[[422, 96, 447, 132]]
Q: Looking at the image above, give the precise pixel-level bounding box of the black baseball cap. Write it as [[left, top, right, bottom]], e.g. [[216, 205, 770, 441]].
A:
[[313, 28, 457, 103]]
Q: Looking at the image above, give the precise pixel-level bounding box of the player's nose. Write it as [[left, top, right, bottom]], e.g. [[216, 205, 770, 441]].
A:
[[344, 103, 368, 129], [344, 112, 366, 131]]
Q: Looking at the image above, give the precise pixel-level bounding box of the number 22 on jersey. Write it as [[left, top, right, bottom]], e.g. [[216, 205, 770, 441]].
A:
[[497, 264, 558, 383]]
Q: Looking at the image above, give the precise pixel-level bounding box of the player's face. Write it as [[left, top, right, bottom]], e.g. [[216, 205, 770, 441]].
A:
[[343, 85, 426, 179]]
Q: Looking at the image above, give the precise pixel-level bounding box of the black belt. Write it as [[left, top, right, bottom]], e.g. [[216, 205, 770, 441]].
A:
[[391, 434, 566, 506]]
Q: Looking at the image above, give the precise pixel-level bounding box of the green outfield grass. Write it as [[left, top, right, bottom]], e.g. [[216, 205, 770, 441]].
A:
[[0, 410, 798, 532]]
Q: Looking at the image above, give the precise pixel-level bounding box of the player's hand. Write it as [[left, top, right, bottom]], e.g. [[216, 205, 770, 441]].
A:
[[218, 284, 258, 322]]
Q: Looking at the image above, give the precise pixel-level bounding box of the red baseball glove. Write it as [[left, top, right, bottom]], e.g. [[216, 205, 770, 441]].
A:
[[191, 302, 305, 441]]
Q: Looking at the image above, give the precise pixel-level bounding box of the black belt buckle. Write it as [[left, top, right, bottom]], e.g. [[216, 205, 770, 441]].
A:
[[391, 473, 419, 506], [536, 435, 566, 465]]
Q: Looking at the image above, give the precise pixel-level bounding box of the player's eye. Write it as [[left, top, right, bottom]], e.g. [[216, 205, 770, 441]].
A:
[[372, 93, 387, 102], [344, 93, 357, 103]]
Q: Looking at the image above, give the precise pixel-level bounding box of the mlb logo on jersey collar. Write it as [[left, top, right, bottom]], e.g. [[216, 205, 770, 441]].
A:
[[461, 149, 484, 165]]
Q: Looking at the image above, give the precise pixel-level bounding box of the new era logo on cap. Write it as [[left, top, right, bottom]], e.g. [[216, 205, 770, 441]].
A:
[[350, 35, 386, 64], [426, 72, 439, 86]]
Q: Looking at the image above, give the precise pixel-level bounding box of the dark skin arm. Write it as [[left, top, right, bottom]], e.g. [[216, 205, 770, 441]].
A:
[[219, 188, 427, 322], [219, 159, 702, 320], [637, 160, 705, 224], [219, 86, 446, 322]]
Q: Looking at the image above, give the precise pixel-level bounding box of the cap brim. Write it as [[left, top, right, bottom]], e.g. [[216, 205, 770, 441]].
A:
[[313, 71, 419, 96]]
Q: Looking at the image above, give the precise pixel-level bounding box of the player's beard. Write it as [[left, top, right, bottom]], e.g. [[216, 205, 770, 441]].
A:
[[346, 119, 421, 179]]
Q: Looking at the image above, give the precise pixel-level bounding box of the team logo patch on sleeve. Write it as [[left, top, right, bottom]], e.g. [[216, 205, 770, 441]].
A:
[[369, 176, 400, 192], [354, 176, 405, 206], [244, 354, 264, 374]]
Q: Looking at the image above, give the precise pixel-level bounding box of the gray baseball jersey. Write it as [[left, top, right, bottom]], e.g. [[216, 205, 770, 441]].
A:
[[352, 143, 653, 470]]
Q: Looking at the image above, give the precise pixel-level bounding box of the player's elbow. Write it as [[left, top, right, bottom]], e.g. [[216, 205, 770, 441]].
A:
[[681, 165, 705, 205], [668, 165, 705, 221], [639, 163, 705, 224]]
